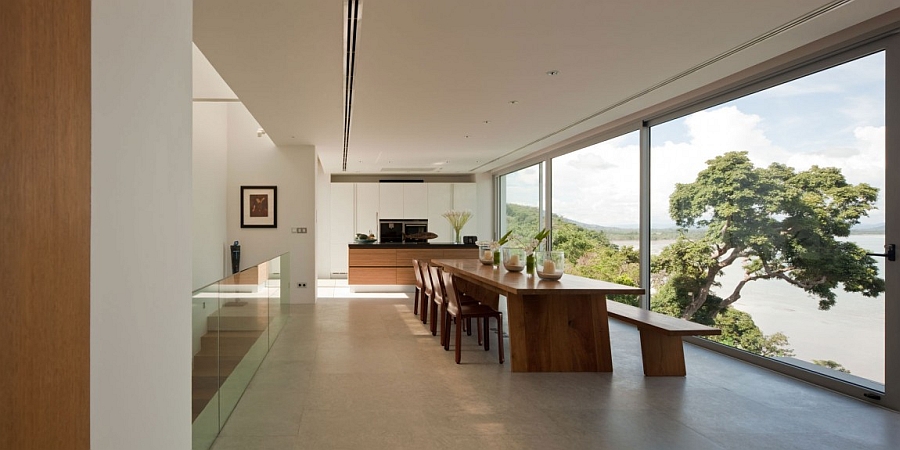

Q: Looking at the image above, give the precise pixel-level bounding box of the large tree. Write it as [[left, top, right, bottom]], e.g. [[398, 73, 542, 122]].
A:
[[654, 151, 883, 323]]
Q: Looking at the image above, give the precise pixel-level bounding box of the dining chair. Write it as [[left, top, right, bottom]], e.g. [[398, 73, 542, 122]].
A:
[[411, 258, 424, 316], [430, 265, 481, 344], [442, 270, 504, 364], [418, 259, 433, 324]]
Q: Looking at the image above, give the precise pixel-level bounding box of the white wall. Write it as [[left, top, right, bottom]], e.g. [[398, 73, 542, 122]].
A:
[[192, 45, 232, 290], [192, 103, 228, 289], [225, 103, 317, 303], [91, 1, 192, 448], [316, 158, 332, 279], [476, 172, 494, 241]]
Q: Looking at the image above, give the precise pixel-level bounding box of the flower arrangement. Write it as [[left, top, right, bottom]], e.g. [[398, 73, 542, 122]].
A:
[[515, 228, 551, 255], [442, 210, 472, 243]]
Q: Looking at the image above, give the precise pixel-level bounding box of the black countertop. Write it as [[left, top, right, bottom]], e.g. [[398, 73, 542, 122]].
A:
[[348, 242, 478, 249]]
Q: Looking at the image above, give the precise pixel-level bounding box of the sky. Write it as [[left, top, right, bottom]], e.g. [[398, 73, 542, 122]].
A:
[[504, 51, 886, 229]]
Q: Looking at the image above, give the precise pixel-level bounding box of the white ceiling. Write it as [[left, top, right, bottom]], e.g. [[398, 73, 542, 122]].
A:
[[193, 0, 899, 175]]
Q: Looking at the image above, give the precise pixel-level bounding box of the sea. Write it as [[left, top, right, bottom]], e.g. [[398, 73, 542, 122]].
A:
[[610, 235, 887, 384]]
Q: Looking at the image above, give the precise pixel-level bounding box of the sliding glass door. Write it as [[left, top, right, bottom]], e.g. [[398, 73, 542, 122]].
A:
[[649, 50, 888, 389]]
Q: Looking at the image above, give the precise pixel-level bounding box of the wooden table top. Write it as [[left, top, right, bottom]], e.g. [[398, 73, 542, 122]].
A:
[[432, 259, 645, 296]]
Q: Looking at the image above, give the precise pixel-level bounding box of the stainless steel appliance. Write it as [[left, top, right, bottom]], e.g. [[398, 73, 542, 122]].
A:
[[379, 220, 403, 243], [402, 220, 429, 242], [379, 219, 430, 243]]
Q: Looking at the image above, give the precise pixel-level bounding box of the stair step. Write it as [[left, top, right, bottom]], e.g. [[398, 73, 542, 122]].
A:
[[207, 315, 269, 331]]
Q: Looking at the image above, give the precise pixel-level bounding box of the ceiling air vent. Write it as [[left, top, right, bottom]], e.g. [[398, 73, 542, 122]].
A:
[[379, 168, 437, 173]]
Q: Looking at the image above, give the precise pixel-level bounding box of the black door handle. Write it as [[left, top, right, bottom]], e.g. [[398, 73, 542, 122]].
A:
[[866, 244, 895, 262]]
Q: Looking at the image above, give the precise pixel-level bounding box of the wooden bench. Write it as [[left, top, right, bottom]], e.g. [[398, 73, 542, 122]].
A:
[[606, 300, 721, 376]]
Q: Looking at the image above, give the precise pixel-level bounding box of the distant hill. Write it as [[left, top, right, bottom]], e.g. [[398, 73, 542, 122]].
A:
[[851, 223, 885, 235], [563, 217, 705, 241]]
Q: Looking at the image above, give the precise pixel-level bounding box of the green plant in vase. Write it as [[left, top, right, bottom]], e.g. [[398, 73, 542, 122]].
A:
[[492, 230, 514, 265], [518, 228, 550, 274]]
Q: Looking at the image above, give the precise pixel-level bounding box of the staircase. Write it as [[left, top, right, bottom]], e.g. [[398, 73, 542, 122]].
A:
[[191, 306, 270, 421]]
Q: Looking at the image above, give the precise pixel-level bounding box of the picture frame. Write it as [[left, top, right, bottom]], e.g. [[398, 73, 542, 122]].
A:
[[240, 186, 277, 228]]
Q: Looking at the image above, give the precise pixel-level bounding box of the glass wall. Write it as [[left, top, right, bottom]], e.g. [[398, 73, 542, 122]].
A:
[[499, 163, 545, 240], [494, 35, 899, 405], [647, 52, 886, 386], [551, 132, 641, 304]]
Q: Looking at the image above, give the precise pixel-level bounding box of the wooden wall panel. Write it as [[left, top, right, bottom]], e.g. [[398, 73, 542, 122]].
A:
[[0, 1, 91, 448]]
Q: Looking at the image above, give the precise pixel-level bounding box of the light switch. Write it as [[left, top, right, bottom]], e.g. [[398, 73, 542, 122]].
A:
[[300, 227, 308, 233]]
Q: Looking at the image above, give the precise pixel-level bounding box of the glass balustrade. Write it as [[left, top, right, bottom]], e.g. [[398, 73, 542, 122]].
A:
[[191, 253, 290, 450]]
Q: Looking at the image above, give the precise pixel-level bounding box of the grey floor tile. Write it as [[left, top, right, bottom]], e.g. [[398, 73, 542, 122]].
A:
[[206, 294, 900, 450]]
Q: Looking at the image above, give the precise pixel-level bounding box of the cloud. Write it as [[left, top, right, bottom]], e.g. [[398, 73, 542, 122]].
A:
[[503, 63, 885, 229]]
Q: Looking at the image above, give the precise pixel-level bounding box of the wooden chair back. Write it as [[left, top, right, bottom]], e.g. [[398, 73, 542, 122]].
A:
[[442, 270, 462, 315], [420, 260, 434, 299], [411, 258, 423, 289]]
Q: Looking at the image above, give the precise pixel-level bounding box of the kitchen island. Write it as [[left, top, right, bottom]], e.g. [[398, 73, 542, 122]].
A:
[[348, 242, 478, 285]]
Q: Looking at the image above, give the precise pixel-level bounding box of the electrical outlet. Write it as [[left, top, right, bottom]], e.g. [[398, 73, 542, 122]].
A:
[[298, 282, 307, 288], [299, 227, 308, 233]]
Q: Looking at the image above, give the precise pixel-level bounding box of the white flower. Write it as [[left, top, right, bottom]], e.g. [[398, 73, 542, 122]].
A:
[[442, 210, 472, 232]]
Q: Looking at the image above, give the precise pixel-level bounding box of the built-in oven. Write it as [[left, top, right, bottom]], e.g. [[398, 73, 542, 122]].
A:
[[379, 220, 403, 243], [402, 220, 429, 243]]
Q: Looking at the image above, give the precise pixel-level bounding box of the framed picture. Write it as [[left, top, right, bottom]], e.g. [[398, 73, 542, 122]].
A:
[[240, 186, 277, 228]]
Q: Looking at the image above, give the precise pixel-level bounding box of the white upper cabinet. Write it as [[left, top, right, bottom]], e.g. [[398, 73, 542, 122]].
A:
[[356, 183, 379, 235], [427, 183, 453, 241], [378, 183, 405, 219], [329, 183, 354, 274], [452, 183, 478, 239], [380, 182, 428, 219], [403, 184, 428, 219]]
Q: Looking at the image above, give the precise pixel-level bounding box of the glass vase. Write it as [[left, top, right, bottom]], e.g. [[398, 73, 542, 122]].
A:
[[535, 251, 565, 280], [493, 250, 501, 266], [526, 254, 535, 274], [502, 247, 526, 272], [454, 229, 461, 244], [478, 244, 494, 265]]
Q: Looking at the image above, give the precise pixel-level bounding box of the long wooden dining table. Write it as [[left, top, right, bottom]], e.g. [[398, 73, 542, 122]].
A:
[[432, 259, 645, 373]]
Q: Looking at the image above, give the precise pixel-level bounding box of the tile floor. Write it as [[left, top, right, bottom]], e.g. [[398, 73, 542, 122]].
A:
[[210, 283, 900, 450]]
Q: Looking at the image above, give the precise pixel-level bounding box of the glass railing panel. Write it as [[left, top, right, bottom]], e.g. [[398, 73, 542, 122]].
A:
[[191, 280, 223, 450], [268, 254, 290, 348], [191, 253, 290, 449], [216, 264, 270, 429]]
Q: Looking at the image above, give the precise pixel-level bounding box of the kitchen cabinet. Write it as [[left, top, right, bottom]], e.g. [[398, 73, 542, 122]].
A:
[[380, 183, 428, 219], [329, 183, 354, 276], [378, 183, 405, 219], [356, 183, 379, 236], [427, 183, 453, 241], [452, 183, 478, 239], [348, 244, 477, 285], [403, 184, 428, 218]]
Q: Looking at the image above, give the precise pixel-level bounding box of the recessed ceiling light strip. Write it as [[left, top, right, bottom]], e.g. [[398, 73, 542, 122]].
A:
[[343, 0, 362, 171], [471, 0, 852, 172]]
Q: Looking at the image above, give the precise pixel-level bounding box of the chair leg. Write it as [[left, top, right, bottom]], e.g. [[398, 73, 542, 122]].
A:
[[496, 314, 504, 364], [443, 315, 452, 350], [413, 287, 420, 315], [430, 301, 439, 336], [455, 316, 463, 364], [483, 317, 489, 351], [477, 318, 484, 346], [438, 303, 447, 343], [466, 318, 472, 336], [420, 294, 429, 324]]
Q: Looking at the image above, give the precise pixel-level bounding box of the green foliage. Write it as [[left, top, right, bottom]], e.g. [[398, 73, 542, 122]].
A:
[[662, 151, 882, 316], [709, 309, 794, 357], [812, 360, 850, 373]]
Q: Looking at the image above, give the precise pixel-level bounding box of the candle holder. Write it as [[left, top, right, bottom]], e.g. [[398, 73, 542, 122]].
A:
[[478, 244, 494, 265], [502, 247, 526, 272], [535, 251, 565, 280]]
